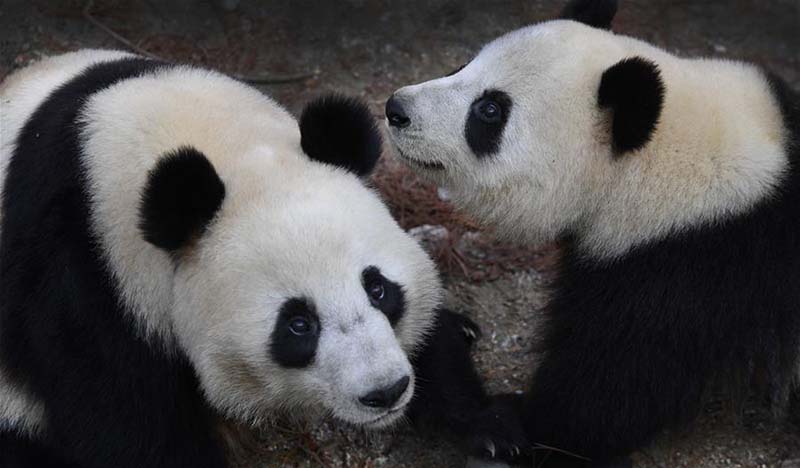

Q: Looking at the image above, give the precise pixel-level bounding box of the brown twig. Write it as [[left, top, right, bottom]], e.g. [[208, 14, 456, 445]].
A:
[[531, 443, 591, 461], [82, 0, 165, 61], [449, 245, 473, 279], [82, 0, 315, 85]]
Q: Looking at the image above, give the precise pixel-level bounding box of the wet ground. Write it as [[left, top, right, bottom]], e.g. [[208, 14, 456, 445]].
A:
[[1, 1, 799, 467]]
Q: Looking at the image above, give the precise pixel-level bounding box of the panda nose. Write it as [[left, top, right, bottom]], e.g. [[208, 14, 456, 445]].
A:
[[385, 95, 411, 128], [359, 376, 410, 409]]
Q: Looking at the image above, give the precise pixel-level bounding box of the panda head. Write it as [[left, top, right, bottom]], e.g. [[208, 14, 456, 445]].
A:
[[138, 95, 440, 429], [385, 0, 669, 248]]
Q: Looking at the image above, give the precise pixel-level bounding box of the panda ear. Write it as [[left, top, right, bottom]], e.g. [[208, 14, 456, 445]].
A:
[[299, 94, 382, 177], [560, 0, 618, 30], [139, 146, 226, 252], [598, 56, 665, 153]]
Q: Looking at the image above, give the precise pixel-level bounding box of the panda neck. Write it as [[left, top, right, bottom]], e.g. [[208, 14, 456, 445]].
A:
[[579, 62, 793, 261]]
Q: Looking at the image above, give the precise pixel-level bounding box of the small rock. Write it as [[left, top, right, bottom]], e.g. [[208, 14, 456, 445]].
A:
[[456, 231, 486, 260], [408, 224, 449, 253]]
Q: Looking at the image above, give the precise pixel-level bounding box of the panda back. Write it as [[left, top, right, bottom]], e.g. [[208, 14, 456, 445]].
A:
[[0, 50, 146, 434], [1, 50, 134, 237]]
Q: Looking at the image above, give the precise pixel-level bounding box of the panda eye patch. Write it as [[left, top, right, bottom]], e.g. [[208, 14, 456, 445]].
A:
[[362, 267, 406, 326], [270, 298, 320, 368], [465, 89, 513, 158]]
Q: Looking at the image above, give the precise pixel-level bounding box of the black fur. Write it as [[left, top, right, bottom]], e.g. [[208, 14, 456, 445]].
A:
[[598, 57, 665, 153], [560, 0, 618, 30], [299, 94, 382, 177], [407, 309, 495, 445], [362, 266, 406, 326], [0, 58, 227, 467], [139, 146, 225, 252], [270, 298, 320, 368], [465, 89, 513, 158], [0, 431, 81, 468], [0, 56, 495, 468], [469, 74, 800, 466]]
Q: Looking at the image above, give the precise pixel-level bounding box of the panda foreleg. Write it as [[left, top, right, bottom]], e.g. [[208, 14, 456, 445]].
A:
[[0, 430, 80, 468], [407, 309, 494, 442]]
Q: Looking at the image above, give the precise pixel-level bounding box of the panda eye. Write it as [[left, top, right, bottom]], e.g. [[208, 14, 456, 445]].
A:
[[476, 100, 502, 123], [368, 280, 385, 304], [288, 317, 312, 336]]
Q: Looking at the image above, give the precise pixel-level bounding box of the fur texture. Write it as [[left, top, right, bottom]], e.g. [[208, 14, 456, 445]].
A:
[[0, 50, 482, 467], [387, 17, 787, 260], [139, 146, 226, 251], [269, 298, 321, 369], [598, 56, 665, 153], [386, 0, 799, 465], [0, 55, 226, 468], [363, 266, 406, 326], [465, 89, 514, 158], [300, 94, 382, 177], [560, 0, 618, 30]]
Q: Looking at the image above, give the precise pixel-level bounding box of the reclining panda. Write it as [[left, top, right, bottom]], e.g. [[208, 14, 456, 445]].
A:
[[0, 50, 486, 467], [386, 0, 799, 465]]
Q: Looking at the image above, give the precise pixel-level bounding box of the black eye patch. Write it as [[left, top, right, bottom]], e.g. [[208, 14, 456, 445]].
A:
[[362, 267, 406, 326], [465, 89, 513, 158], [270, 298, 320, 368]]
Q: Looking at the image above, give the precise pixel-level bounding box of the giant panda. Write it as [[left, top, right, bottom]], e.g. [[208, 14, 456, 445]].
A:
[[0, 49, 487, 468], [385, 0, 800, 466]]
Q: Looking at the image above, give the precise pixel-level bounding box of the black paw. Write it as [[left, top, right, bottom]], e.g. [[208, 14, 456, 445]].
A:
[[466, 394, 529, 464], [437, 308, 482, 346]]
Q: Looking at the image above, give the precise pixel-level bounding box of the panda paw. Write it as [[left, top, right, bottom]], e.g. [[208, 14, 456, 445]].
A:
[[437, 308, 482, 346], [466, 393, 529, 464]]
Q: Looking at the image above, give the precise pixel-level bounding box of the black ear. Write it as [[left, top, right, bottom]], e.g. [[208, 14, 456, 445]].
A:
[[560, 0, 618, 30], [139, 146, 226, 252], [299, 94, 382, 177], [598, 57, 665, 153]]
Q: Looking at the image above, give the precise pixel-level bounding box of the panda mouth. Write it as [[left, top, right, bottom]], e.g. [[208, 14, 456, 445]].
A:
[[396, 149, 446, 171]]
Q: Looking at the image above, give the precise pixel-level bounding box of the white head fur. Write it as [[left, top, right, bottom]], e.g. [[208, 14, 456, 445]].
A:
[[1, 50, 441, 432], [386, 2, 787, 260]]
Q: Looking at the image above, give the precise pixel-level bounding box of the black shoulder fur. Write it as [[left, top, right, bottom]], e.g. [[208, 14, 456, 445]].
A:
[[0, 58, 227, 468]]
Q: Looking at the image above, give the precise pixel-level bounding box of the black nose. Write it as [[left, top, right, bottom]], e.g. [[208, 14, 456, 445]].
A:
[[359, 375, 410, 409], [385, 95, 411, 128]]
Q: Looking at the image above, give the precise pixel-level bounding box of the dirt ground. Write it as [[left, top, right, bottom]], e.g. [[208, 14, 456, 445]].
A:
[[1, 1, 799, 467]]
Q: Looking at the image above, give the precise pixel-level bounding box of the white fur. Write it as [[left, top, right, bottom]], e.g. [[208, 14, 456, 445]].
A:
[[0, 51, 441, 434], [387, 21, 788, 260]]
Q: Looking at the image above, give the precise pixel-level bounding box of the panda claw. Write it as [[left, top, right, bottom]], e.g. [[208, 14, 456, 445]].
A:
[[485, 440, 496, 458], [463, 325, 477, 340], [510, 445, 520, 457]]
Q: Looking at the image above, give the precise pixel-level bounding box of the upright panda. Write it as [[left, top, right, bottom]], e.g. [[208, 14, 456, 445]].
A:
[[0, 50, 487, 468], [386, 0, 800, 465]]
